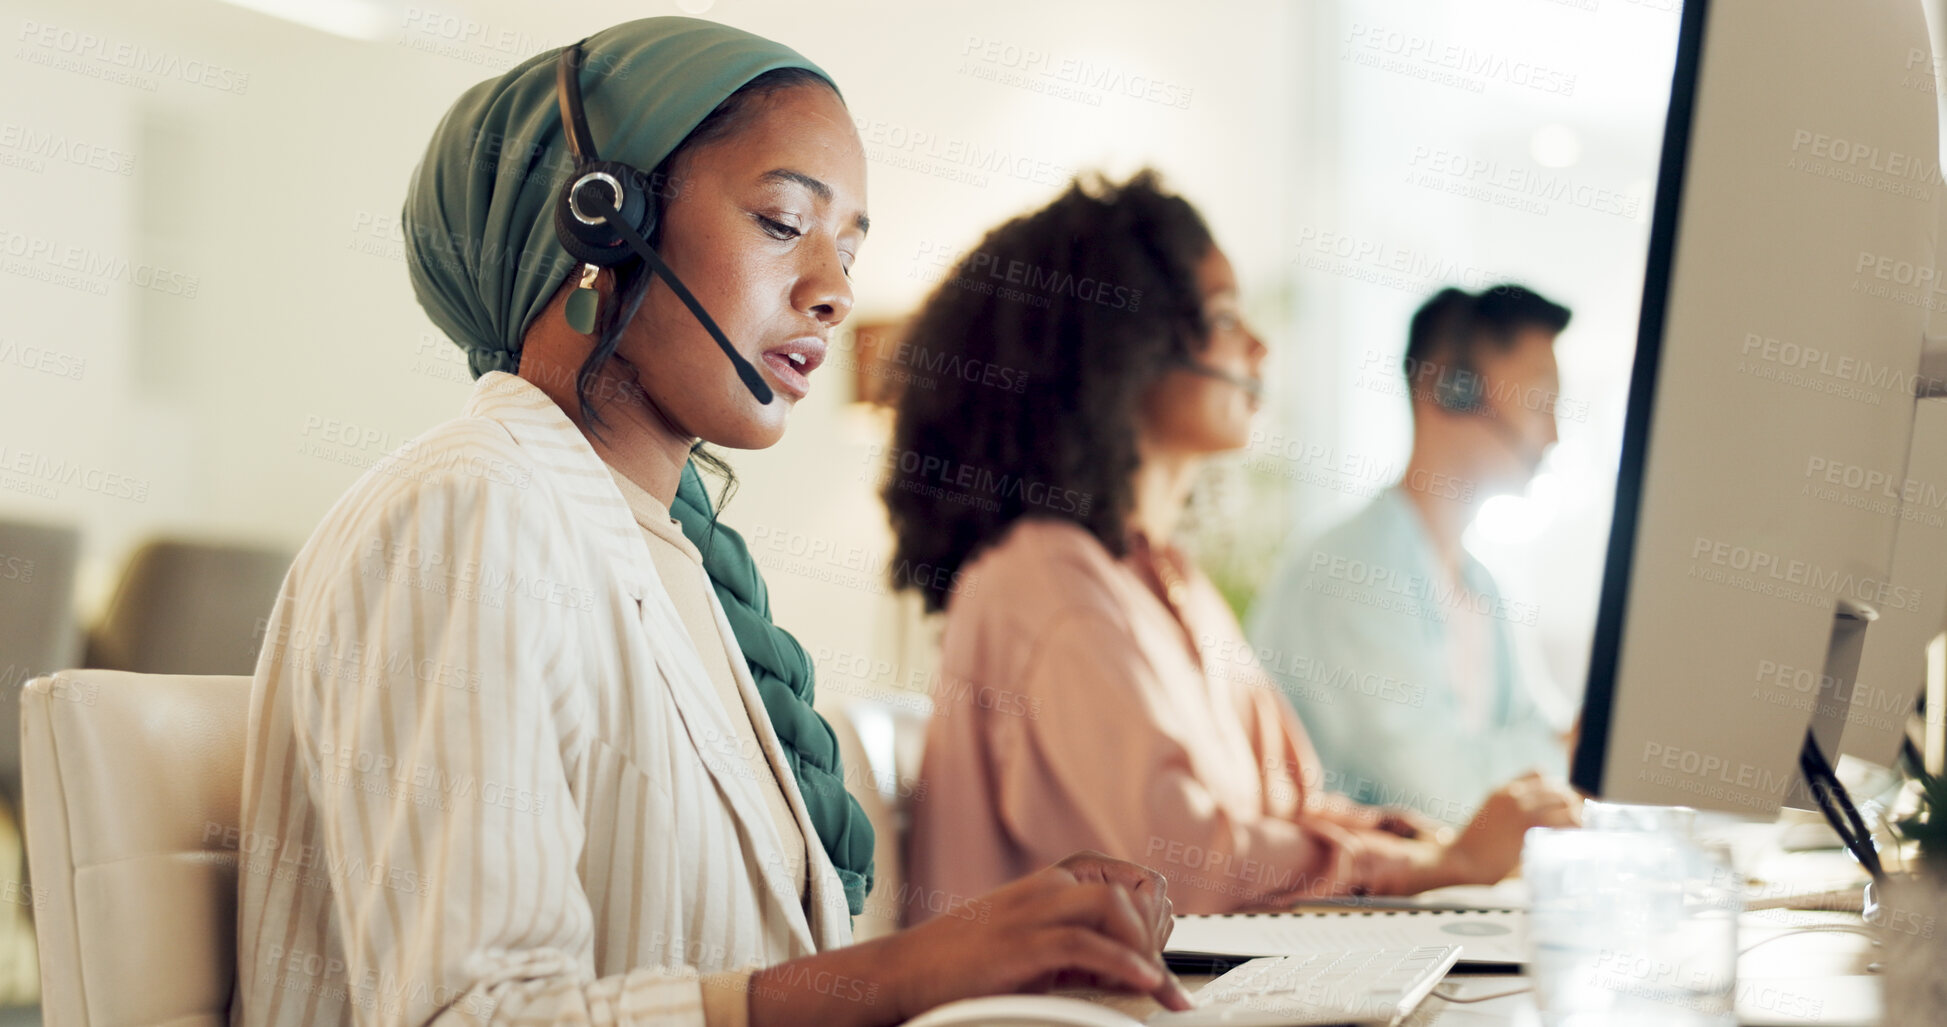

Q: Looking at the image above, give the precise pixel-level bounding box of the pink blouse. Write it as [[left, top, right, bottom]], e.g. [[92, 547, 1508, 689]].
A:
[[905, 518, 1423, 921]]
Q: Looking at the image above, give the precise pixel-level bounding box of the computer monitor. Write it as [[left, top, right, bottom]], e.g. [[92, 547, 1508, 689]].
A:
[[1841, 397, 1947, 770], [1570, 0, 1940, 819]]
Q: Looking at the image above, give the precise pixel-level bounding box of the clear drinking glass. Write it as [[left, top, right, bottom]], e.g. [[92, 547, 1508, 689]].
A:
[[1523, 827, 1740, 1027], [1582, 799, 1699, 838]]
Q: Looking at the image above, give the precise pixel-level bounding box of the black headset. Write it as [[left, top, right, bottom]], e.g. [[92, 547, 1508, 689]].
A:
[[1427, 347, 1545, 471], [553, 39, 774, 404], [1432, 355, 1486, 414]]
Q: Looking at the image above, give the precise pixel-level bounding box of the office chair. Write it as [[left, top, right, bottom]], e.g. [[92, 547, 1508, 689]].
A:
[[16, 670, 929, 1014], [831, 695, 932, 939], [20, 671, 249, 1025], [84, 539, 293, 677], [0, 520, 83, 806]]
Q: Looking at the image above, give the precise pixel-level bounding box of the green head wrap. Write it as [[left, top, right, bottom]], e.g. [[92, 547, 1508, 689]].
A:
[[400, 17, 876, 914], [402, 16, 837, 378]]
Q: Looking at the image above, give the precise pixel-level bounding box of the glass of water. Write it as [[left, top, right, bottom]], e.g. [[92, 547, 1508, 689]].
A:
[[1524, 827, 1740, 1027], [1583, 799, 1699, 837]]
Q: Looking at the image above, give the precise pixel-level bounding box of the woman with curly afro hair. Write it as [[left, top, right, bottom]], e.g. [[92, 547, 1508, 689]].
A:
[[890, 171, 1579, 919]]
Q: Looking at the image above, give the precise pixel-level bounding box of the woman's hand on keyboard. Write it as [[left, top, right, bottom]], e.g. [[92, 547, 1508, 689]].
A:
[[750, 855, 1192, 1027], [887, 855, 1194, 1019], [1052, 849, 1177, 952]]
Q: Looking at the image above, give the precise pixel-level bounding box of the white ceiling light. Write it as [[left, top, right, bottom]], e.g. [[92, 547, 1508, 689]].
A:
[[212, 0, 396, 41]]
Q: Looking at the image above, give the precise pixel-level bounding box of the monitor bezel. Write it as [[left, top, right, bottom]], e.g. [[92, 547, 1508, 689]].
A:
[[1570, 0, 1714, 795]]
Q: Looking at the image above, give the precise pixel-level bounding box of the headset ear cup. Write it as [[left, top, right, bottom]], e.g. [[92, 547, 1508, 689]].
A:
[[554, 160, 655, 267], [1435, 360, 1484, 413]]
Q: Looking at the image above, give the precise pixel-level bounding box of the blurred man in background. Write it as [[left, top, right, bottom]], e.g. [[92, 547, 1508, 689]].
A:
[[1248, 285, 1577, 823]]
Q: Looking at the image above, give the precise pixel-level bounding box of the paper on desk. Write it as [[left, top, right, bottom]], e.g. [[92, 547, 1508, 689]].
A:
[[1394, 880, 1530, 910], [1274, 880, 1529, 912], [1165, 909, 1528, 967]]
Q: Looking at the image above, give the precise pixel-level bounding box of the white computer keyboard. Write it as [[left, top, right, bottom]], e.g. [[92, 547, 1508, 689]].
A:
[[1148, 945, 1462, 1027]]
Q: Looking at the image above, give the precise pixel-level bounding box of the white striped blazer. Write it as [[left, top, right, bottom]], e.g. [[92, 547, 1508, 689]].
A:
[[232, 372, 853, 1026]]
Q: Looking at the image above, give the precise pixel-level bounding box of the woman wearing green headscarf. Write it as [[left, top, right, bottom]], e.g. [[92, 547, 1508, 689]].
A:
[[233, 16, 1189, 1027]]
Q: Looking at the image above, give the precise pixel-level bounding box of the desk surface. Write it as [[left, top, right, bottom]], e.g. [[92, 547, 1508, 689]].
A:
[[1055, 821, 1889, 1025], [1068, 909, 1879, 1026]]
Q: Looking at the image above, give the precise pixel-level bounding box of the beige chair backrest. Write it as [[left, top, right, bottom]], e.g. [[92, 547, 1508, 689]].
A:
[[20, 671, 250, 1026], [826, 694, 932, 939]]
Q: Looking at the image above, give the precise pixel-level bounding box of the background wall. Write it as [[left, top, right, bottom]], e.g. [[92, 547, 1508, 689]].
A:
[[0, 0, 1323, 692], [0, 0, 1716, 793], [1256, 0, 1682, 710]]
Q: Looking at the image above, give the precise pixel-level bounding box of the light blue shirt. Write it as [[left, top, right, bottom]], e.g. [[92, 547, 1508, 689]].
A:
[[1245, 487, 1567, 823]]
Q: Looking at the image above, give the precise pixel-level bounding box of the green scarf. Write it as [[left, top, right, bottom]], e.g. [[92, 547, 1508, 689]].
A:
[[400, 17, 874, 912]]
